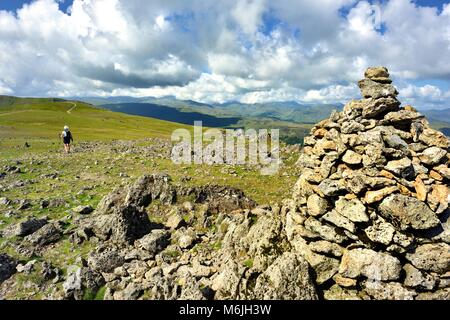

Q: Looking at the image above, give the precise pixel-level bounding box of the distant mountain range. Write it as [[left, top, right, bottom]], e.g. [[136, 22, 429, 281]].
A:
[[78, 95, 450, 123], [74, 96, 450, 143], [79, 96, 345, 124], [78, 96, 346, 144]]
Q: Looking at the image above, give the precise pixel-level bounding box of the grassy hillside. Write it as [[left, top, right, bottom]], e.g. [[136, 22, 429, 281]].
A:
[[0, 96, 192, 141], [0, 95, 299, 204]]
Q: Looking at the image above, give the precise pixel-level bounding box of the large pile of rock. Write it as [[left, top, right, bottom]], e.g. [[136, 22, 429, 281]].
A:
[[289, 67, 450, 299], [75, 174, 257, 245], [64, 174, 316, 300]]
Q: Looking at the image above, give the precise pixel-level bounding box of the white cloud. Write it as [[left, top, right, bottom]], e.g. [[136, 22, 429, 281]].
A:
[[208, 53, 250, 77], [303, 84, 359, 103], [347, 1, 382, 36], [240, 88, 300, 104], [232, 0, 266, 35], [399, 84, 450, 109], [0, 81, 13, 95], [0, 0, 449, 110], [155, 15, 167, 30]]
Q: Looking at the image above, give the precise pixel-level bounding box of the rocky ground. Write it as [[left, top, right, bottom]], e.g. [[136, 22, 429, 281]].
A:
[[0, 137, 300, 300]]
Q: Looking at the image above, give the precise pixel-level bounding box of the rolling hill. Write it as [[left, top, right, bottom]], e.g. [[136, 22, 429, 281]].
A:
[[0, 95, 192, 141]]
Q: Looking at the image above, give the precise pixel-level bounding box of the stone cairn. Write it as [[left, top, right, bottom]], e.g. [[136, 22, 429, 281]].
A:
[[289, 67, 450, 299]]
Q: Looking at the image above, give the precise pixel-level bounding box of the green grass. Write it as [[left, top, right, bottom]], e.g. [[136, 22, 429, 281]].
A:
[[0, 96, 192, 141], [230, 118, 313, 145], [83, 286, 107, 300], [164, 249, 181, 258]]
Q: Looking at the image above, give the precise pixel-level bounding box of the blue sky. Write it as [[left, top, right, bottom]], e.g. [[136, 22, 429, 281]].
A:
[[0, 0, 450, 109], [0, 0, 73, 12]]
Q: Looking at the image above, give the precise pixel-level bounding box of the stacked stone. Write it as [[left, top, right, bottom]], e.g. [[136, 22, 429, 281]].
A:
[[289, 67, 450, 300]]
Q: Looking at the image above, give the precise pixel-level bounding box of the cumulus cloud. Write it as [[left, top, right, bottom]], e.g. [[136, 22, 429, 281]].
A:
[[303, 84, 359, 104], [0, 0, 449, 109], [399, 84, 450, 109]]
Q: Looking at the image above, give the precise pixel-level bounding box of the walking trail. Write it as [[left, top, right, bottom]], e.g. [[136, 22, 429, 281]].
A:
[[66, 102, 77, 114]]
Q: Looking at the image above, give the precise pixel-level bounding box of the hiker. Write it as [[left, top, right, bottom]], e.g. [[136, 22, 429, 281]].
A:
[[60, 125, 73, 154]]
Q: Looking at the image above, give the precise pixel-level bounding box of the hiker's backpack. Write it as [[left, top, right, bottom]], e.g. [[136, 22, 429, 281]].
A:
[[62, 131, 72, 140]]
